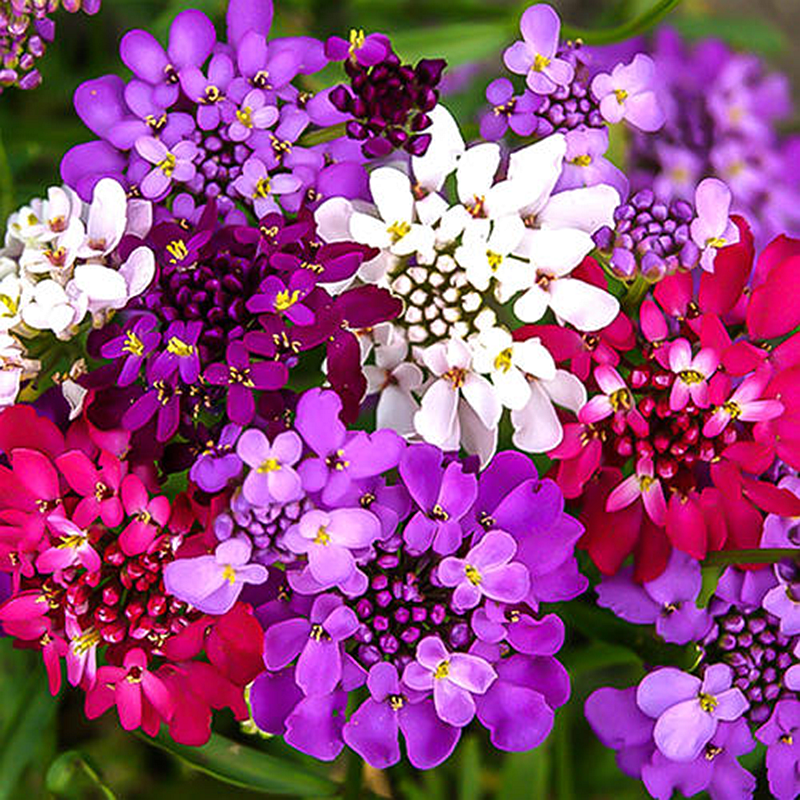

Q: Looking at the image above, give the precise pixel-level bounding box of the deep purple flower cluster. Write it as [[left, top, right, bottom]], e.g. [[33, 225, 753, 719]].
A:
[[59, 0, 370, 221], [587, 478, 800, 799], [593, 188, 696, 279], [1, 0, 100, 93], [88, 205, 396, 455], [175, 388, 587, 768], [609, 28, 800, 247], [327, 31, 445, 158]]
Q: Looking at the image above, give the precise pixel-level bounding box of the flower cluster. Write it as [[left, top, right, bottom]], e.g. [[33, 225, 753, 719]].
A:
[[608, 28, 800, 247], [1, 0, 100, 93], [166, 387, 585, 766]]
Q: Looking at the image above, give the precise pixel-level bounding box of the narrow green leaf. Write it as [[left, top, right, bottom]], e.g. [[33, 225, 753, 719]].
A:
[[46, 751, 117, 800], [703, 548, 800, 567], [390, 21, 511, 67], [562, 0, 682, 45], [139, 729, 339, 796], [698, 564, 724, 609], [458, 735, 481, 800]]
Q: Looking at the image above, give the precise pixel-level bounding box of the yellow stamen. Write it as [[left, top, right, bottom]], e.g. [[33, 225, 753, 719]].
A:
[[257, 458, 282, 473], [275, 289, 301, 311], [639, 475, 655, 492], [314, 526, 331, 546], [222, 564, 237, 585], [57, 532, 87, 549], [493, 347, 513, 373], [122, 330, 144, 356], [443, 367, 466, 389], [722, 400, 742, 420], [167, 336, 194, 358], [72, 628, 101, 655], [706, 236, 727, 249], [465, 564, 482, 585], [571, 154, 592, 167], [389, 695, 405, 710], [434, 660, 450, 679], [486, 250, 503, 271], [614, 89, 628, 104], [679, 369, 704, 385], [157, 153, 177, 177], [609, 388, 631, 411], [236, 106, 254, 129], [0, 294, 18, 317], [532, 53, 551, 72], [254, 177, 272, 199], [698, 692, 718, 713], [348, 28, 366, 58], [387, 220, 411, 243], [166, 239, 188, 263]]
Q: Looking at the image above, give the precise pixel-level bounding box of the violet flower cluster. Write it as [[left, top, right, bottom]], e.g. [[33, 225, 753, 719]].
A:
[[1, 0, 100, 93], [170, 387, 586, 768]]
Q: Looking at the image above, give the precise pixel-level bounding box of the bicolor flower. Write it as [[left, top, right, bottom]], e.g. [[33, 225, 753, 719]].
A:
[[579, 364, 647, 436], [606, 457, 667, 527], [232, 156, 303, 217], [703, 369, 783, 438]]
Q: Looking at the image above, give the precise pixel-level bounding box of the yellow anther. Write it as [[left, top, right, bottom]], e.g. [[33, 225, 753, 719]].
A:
[[387, 220, 411, 243], [0, 294, 18, 317], [698, 692, 718, 713], [609, 388, 631, 411], [314, 526, 331, 546], [679, 369, 704, 385], [157, 153, 177, 177], [486, 250, 503, 271], [532, 53, 551, 72], [275, 289, 301, 311], [236, 106, 254, 128], [443, 367, 466, 389], [257, 458, 281, 473], [223, 565, 237, 585], [493, 347, 513, 373], [166, 239, 189, 263], [465, 564, 482, 586], [167, 336, 194, 358], [706, 236, 727, 249], [639, 474, 655, 492], [571, 154, 592, 167], [614, 89, 628, 104], [434, 660, 450, 679]]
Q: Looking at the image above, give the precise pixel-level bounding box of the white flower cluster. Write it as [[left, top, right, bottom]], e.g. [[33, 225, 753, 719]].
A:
[[316, 106, 623, 463], [1, 178, 154, 339], [0, 177, 154, 408]]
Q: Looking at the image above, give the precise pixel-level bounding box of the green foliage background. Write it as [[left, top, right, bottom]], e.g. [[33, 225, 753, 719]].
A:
[[0, 0, 787, 797]]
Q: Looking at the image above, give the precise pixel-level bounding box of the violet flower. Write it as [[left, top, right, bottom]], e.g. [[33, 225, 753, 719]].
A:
[[190, 423, 243, 492], [135, 136, 199, 199], [591, 54, 664, 132], [151, 320, 202, 384], [237, 428, 303, 506], [756, 700, 800, 800], [100, 314, 161, 386], [690, 177, 739, 272]]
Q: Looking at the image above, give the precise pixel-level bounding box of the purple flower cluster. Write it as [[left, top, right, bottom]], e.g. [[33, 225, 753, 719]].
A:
[[327, 31, 445, 158], [59, 0, 370, 220], [588, 478, 800, 799], [612, 28, 800, 247], [1, 0, 100, 93], [170, 388, 586, 768]]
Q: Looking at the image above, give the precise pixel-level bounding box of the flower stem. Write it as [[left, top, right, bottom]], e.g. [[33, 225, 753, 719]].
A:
[[561, 0, 683, 45], [702, 548, 800, 567], [342, 748, 363, 800], [298, 122, 347, 147], [621, 275, 650, 314]]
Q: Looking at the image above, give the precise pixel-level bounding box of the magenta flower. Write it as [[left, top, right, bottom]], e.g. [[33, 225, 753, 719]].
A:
[[85, 648, 174, 732], [164, 538, 268, 615], [637, 664, 749, 762], [203, 341, 289, 426], [578, 364, 647, 436], [119, 474, 170, 556], [151, 320, 203, 385], [667, 338, 718, 411], [591, 54, 664, 132], [606, 456, 667, 527], [55, 449, 124, 528], [437, 531, 530, 611], [283, 508, 381, 592], [503, 5, 574, 94], [403, 636, 496, 727], [134, 136, 199, 199], [342, 662, 460, 770], [263, 594, 359, 696], [237, 429, 303, 506], [36, 517, 101, 575], [703, 368, 783, 438], [246, 272, 316, 326]]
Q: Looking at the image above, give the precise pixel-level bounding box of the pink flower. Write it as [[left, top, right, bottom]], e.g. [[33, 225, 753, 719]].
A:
[[119, 474, 171, 556], [606, 457, 667, 527], [55, 449, 125, 528], [578, 364, 647, 436], [704, 369, 783, 438], [85, 648, 174, 732], [36, 516, 101, 575], [667, 338, 718, 411]]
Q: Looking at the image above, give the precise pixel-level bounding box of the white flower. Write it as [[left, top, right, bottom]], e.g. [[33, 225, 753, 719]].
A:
[[511, 369, 587, 453], [364, 330, 423, 437], [414, 337, 501, 464], [455, 215, 526, 293], [472, 327, 556, 410], [77, 178, 129, 259], [0, 273, 32, 332], [0, 333, 27, 407], [21, 279, 81, 335], [19, 218, 84, 275], [350, 168, 435, 260], [10, 186, 83, 246]]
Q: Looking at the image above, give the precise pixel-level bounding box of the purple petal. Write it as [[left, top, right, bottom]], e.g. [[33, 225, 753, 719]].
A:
[[637, 668, 701, 719], [263, 617, 310, 669], [367, 662, 399, 702], [416, 636, 449, 670], [519, 4, 560, 55], [433, 679, 475, 727], [250, 668, 302, 735], [476, 680, 554, 751], [448, 653, 496, 694], [284, 691, 346, 761], [120, 30, 168, 84], [398, 699, 460, 769], [168, 10, 216, 69], [342, 699, 400, 769], [296, 639, 342, 695], [227, 0, 274, 47], [654, 699, 717, 762]]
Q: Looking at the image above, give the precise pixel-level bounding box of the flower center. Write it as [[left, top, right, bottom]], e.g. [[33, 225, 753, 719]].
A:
[[443, 367, 466, 389], [609, 388, 631, 411], [434, 660, 450, 679], [494, 347, 513, 373], [236, 106, 254, 128], [145, 113, 167, 131], [258, 458, 282, 473], [389, 694, 405, 710], [571, 154, 592, 167], [706, 236, 727, 249], [167, 336, 194, 358], [254, 177, 272, 199], [203, 85, 222, 104], [780, 734, 794, 745], [465, 564, 482, 585], [698, 692, 718, 713], [253, 70, 270, 89], [126, 666, 143, 684], [228, 366, 254, 386], [45, 246, 67, 266], [166, 239, 189, 263], [349, 28, 366, 57], [638, 474, 655, 492], [679, 369, 705, 385], [222, 564, 237, 584], [157, 153, 177, 177], [95, 482, 112, 501], [122, 331, 144, 357], [704, 744, 723, 760], [532, 53, 551, 72], [486, 250, 503, 271], [614, 88, 628, 104], [387, 220, 411, 243], [57, 532, 88, 550], [314, 526, 331, 546], [429, 504, 449, 521], [325, 450, 350, 471], [465, 195, 486, 218], [275, 289, 301, 311], [72, 628, 101, 655], [309, 623, 327, 641], [0, 294, 18, 317], [722, 400, 742, 420]]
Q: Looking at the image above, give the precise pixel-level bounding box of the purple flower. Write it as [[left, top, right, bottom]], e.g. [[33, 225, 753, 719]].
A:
[[151, 320, 202, 384], [121, 370, 181, 441], [237, 428, 303, 506], [163, 538, 268, 614], [480, 79, 543, 141], [400, 443, 477, 555], [325, 31, 391, 67], [756, 700, 800, 800], [134, 136, 199, 199], [637, 664, 749, 761], [690, 177, 739, 273], [232, 157, 303, 217], [179, 52, 236, 131], [246, 272, 316, 326], [438, 531, 529, 611], [225, 88, 279, 142], [189, 423, 243, 492], [342, 662, 460, 769], [763, 571, 800, 636], [203, 340, 288, 425], [559, 127, 629, 200], [100, 313, 160, 386], [403, 636, 496, 727], [295, 388, 404, 505], [596, 550, 712, 644], [503, 5, 574, 94], [284, 508, 381, 592], [263, 594, 359, 696], [591, 54, 664, 132]]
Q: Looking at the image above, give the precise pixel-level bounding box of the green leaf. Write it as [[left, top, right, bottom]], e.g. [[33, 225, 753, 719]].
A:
[[698, 564, 723, 609], [390, 21, 511, 67], [46, 751, 117, 800], [499, 745, 550, 800], [562, 0, 682, 45], [703, 548, 800, 567], [138, 729, 339, 796], [458, 735, 481, 800], [0, 129, 13, 230]]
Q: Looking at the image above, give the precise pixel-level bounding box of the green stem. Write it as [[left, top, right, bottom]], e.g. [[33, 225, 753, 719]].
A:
[[298, 122, 347, 147], [342, 748, 363, 800], [562, 0, 683, 45], [703, 548, 800, 567], [621, 274, 650, 314], [0, 128, 12, 229]]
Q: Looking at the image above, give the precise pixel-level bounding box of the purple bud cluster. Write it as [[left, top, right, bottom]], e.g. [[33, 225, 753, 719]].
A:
[[1, 0, 99, 93], [594, 188, 697, 279]]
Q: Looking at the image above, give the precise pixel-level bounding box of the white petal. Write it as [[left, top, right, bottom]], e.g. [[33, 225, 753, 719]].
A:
[[415, 378, 460, 447], [119, 246, 155, 297], [514, 338, 557, 380], [488, 215, 525, 254], [456, 143, 500, 204], [349, 211, 391, 249], [459, 399, 498, 467], [513, 285, 550, 324], [516, 228, 594, 275], [73, 264, 128, 302], [421, 342, 450, 376], [461, 373, 502, 428], [549, 278, 620, 331], [507, 133, 567, 216], [416, 192, 449, 227], [370, 168, 414, 225], [85, 178, 128, 254], [541, 368, 587, 413], [377, 385, 419, 438], [538, 185, 619, 233], [315, 197, 354, 242], [445, 337, 473, 370], [511, 381, 563, 453], [493, 366, 531, 411], [412, 105, 465, 191], [124, 198, 153, 239]]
